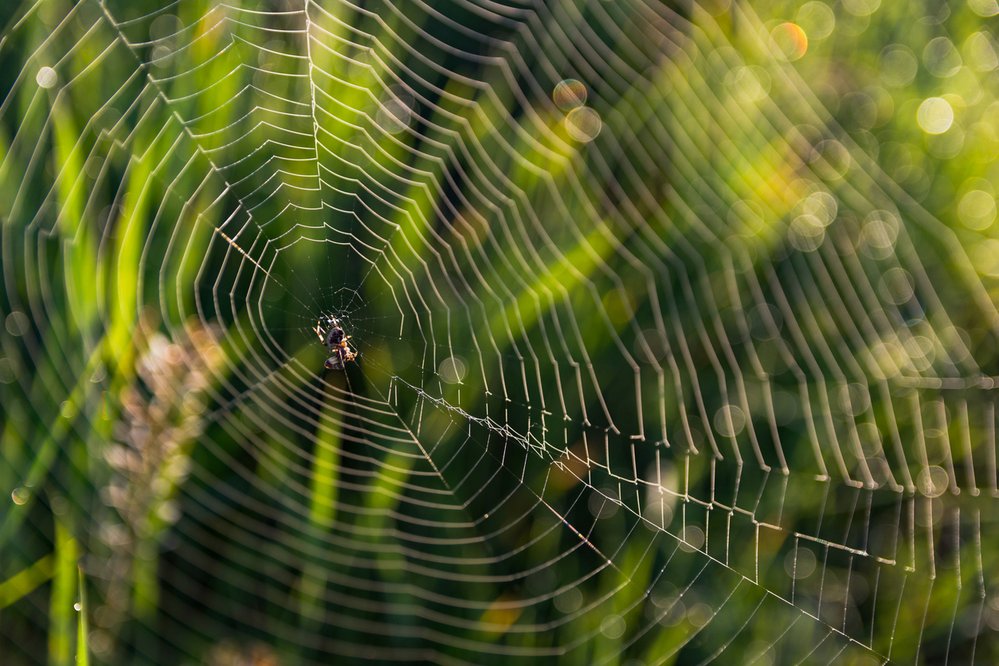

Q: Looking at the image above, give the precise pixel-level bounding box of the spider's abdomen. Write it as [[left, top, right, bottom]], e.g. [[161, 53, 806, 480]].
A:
[[326, 328, 344, 346]]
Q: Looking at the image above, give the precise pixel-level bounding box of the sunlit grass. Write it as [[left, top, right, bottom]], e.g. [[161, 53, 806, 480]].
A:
[[0, 1, 996, 664]]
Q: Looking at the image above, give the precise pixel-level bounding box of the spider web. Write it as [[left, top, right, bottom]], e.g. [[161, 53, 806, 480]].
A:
[[1, 0, 998, 663]]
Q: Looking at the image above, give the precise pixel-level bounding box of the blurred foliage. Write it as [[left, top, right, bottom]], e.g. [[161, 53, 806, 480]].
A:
[[1, 0, 998, 664]]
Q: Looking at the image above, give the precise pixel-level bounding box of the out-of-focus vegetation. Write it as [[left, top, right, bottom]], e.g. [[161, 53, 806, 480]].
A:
[[0, 0, 997, 664]]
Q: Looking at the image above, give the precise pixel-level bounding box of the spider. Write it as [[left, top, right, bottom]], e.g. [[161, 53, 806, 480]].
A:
[[315, 315, 357, 370]]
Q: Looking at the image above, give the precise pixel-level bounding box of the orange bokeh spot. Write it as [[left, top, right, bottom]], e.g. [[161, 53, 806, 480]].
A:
[[772, 22, 808, 61]]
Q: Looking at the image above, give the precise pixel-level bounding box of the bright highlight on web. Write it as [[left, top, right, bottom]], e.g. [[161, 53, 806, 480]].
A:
[[1, 0, 997, 664]]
